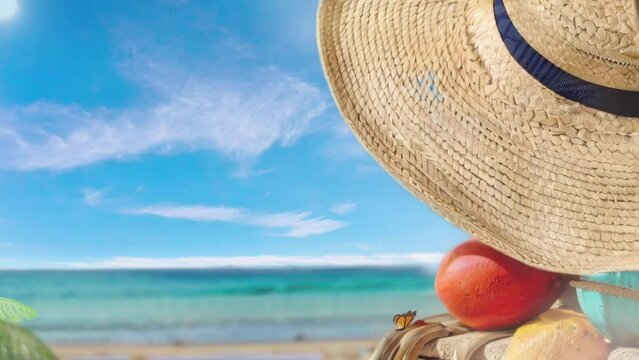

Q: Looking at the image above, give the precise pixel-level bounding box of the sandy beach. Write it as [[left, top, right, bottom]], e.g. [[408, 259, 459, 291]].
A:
[[52, 339, 378, 360]]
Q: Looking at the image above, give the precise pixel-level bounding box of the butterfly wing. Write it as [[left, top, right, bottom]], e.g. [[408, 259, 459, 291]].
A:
[[393, 314, 406, 330], [404, 311, 416, 327], [393, 310, 417, 331]]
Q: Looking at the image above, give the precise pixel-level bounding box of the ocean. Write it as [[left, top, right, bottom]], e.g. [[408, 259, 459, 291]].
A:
[[0, 267, 445, 344]]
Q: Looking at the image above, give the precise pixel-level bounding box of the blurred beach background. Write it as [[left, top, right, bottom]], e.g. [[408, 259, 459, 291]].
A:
[[1, 267, 445, 359]]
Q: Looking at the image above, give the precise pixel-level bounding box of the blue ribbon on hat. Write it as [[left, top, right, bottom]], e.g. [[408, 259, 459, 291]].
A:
[[494, 0, 639, 118]]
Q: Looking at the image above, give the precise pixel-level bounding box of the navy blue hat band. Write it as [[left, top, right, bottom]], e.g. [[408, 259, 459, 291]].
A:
[[494, 0, 639, 118]]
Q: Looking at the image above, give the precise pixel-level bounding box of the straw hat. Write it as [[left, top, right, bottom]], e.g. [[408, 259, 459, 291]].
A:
[[317, 0, 639, 274]]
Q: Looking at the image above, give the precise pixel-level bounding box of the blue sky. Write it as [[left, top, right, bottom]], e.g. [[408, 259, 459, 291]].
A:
[[0, 0, 467, 269]]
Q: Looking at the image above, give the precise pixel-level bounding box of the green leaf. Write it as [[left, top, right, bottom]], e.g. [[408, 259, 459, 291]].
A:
[[0, 321, 57, 360], [0, 298, 37, 323]]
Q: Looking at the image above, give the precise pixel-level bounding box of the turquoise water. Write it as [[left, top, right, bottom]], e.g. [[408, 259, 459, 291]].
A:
[[0, 267, 445, 344]]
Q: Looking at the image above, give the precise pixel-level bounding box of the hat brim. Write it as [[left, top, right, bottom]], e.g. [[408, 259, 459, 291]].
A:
[[317, 0, 639, 274]]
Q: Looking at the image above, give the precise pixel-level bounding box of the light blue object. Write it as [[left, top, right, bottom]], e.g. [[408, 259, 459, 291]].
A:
[[576, 271, 639, 345]]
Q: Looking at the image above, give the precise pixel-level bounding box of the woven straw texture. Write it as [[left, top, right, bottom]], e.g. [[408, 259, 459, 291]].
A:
[[317, 0, 639, 274], [506, 0, 639, 91]]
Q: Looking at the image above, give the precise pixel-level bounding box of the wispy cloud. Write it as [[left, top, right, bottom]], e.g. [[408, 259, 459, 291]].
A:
[[0, 259, 25, 268], [0, 16, 328, 172], [330, 202, 357, 215], [123, 205, 242, 222], [232, 167, 275, 180], [0, 68, 326, 171], [82, 188, 108, 206], [351, 243, 379, 251], [62, 253, 445, 270], [121, 204, 347, 238]]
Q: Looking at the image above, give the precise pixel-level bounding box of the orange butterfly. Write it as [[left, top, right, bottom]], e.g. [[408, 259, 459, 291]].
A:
[[393, 310, 417, 331]]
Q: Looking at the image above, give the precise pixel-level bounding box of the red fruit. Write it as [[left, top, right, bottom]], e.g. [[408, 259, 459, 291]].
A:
[[435, 239, 565, 330]]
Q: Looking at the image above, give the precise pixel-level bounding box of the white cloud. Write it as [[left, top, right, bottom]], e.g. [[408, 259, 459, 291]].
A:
[[121, 204, 347, 238], [63, 253, 445, 270], [82, 188, 108, 206], [0, 259, 24, 267], [124, 205, 242, 222], [351, 243, 378, 251], [231, 167, 275, 179], [0, 12, 329, 174], [0, 68, 326, 171], [0, 5, 330, 173], [330, 202, 357, 215]]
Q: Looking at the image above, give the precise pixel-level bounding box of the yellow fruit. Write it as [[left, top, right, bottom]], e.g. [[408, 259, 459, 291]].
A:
[[505, 309, 609, 360]]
